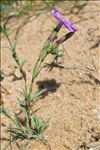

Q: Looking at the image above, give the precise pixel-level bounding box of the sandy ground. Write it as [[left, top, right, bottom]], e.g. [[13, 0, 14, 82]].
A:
[[1, 1, 100, 150]]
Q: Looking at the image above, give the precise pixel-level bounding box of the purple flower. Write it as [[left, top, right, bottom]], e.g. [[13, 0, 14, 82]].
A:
[[51, 9, 77, 33]]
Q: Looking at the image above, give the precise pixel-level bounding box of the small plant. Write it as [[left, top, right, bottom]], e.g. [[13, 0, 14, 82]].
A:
[[0, 107, 49, 143], [0, 9, 77, 144]]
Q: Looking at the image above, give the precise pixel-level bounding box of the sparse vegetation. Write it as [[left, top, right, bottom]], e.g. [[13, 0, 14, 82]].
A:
[[1, 1, 99, 150]]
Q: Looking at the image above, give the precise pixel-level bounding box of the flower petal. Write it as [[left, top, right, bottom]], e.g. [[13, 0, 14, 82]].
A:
[[63, 19, 77, 32], [51, 9, 62, 22], [51, 9, 77, 33]]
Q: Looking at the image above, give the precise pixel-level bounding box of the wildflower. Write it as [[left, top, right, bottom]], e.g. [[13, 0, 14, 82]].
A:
[[51, 9, 77, 32], [44, 9, 77, 66]]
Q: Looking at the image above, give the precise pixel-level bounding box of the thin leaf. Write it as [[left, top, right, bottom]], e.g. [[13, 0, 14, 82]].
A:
[[8, 128, 26, 139], [18, 99, 26, 107], [31, 116, 43, 135], [0, 106, 8, 116], [32, 64, 41, 80], [17, 88, 28, 98], [41, 118, 50, 134], [14, 112, 23, 129], [19, 100, 30, 126], [30, 89, 46, 102], [20, 60, 27, 69], [0, 106, 11, 119]]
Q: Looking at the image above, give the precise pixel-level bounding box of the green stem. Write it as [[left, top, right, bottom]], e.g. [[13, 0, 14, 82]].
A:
[[2, 27, 27, 90], [2, 28, 13, 49], [29, 42, 54, 97]]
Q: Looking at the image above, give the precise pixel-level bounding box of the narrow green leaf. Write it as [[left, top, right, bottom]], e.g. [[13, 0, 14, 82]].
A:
[[14, 112, 23, 129], [18, 101, 30, 126], [30, 89, 46, 102], [20, 60, 27, 69], [18, 99, 26, 107], [31, 116, 43, 135], [8, 128, 26, 139], [0, 106, 10, 118], [38, 49, 47, 61], [32, 64, 41, 80], [41, 118, 50, 134]]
